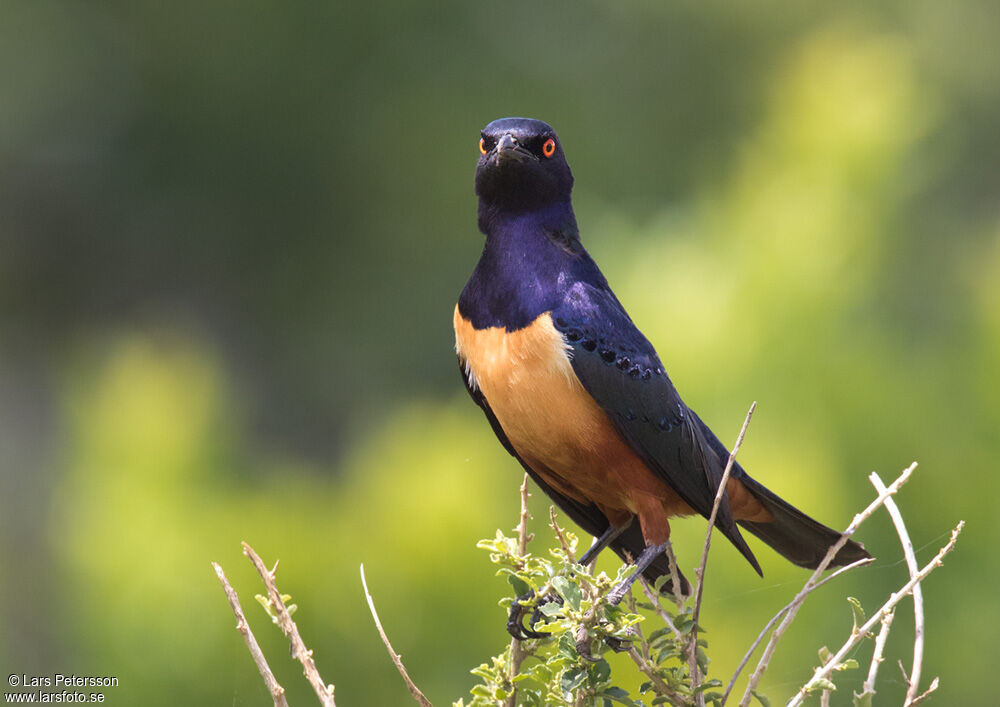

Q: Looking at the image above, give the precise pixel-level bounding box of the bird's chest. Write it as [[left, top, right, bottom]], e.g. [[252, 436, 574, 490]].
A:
[[453, 306, 615, 471]]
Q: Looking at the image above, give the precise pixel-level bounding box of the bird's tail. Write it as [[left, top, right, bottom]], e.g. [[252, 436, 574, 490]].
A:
[[735, 474, 871, 569]]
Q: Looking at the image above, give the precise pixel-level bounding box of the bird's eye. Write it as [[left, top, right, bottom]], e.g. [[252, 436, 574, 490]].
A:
[[542, 138, 556, 158], [479, 137, 488, 155]]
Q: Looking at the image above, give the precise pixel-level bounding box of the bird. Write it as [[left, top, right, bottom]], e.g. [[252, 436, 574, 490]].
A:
[[454, 117, 870, 637]]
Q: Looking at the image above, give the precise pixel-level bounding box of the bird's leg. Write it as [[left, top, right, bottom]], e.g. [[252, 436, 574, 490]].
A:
[[507, 521, 633, 640], [577, 519, 632, 567], [607, 541, 668, 605]]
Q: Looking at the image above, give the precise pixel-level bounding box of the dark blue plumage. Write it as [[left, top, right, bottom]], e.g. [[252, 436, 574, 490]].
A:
[[456, 118, 870, 604]]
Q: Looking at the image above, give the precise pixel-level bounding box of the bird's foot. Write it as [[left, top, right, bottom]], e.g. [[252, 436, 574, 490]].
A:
[[606, 541, 669, 606], [507, 590, 559, 640], [606, 582, 629, 606], [575, 626, 637, 661]]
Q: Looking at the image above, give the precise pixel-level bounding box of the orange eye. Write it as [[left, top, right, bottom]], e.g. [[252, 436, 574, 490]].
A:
[[542, 138, 556, 158], [479, 137, 487, 155]]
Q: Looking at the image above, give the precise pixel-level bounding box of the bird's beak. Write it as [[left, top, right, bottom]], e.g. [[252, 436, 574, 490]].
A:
[[496, 133, 533, 163]]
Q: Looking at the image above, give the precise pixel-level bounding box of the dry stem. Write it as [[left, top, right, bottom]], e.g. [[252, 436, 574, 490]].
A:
[[627, 646, 687, 704], [870, 471, 925, 704], [638, 576, 685, 645], [720, 556, 872, 705], [689, 402, 756, 703], [505, 473, 533, 707], [786, 520, 963, 707], [859, 609, 895, 700], [241, 542, 337, 707], [212, 562, 290, 707], [736, 461, 918, 707], [360, 565, 432, 707], [549, 505, 576, 564]]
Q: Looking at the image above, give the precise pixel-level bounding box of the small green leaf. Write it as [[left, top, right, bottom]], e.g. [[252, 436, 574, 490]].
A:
[[653, 574, 670, 593], [647, 627, 672, 643], [561, 666, 587, 692], [509, 575, 531, 597], [538, 601, 563, 617], [470, 665, 493, 680], [836, 658, 859, 671], [847, 597, 866, 631], [601, 686, 637, 705], [551, 575, 583, 612], [811, 678, 837, 692], [750, 689, 771, 707], [592, 659, 611, 685], [818, 645, 832, 664], [557, 633, 578, 659]]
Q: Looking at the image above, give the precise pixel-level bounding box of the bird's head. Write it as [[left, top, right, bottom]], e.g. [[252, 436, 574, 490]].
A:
[[475, 117, 574, 213]]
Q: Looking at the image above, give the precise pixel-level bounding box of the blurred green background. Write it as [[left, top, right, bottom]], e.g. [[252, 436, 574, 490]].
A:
[[1, 1, 997, 705]]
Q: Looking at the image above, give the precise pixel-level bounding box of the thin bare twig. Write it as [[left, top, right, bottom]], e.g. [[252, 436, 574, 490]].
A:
[[689, 402, 756, 703], [909, 676, 940, 705], [737, 461, 918, 707], [212, 562, 290, 707], [242, 542, 337, 707], [549, 505, 576, 564], [870, 472, 925, 704], [360, 565, 432, 707], [506, 474, 533, 707], [720, 556, 872, 705], [638, 577, 685, 645], [662, 540, 687, 606], [627, 646, 687, 705], [858, 608, 895, 701], [787, 521, 963, 707]]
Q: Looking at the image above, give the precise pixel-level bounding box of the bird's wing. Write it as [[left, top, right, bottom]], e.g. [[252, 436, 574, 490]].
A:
[[551, 282, 761, 574]]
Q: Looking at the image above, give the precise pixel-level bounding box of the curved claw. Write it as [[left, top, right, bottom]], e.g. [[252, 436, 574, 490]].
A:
[[507, 591, 564, 639], [575, 627, 601, 662], [576, 627, 635, 660], [602, 635, 633, 653], [506, 590, 551, 640]]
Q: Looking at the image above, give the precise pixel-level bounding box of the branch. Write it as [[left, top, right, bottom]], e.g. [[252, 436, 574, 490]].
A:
[[242, 542, 337, 707], [787, 520, 963, 707], [908, 676, 940, 705], [549, 505, 576, 564], [360, 565, 433, 707], [869, 472, 926, 704], [858, 608, 895, 700], [638, 576, 685, 646], [690, 402, 756, 702], [506, 473, 533, 707], [720, 556, 872, 705], [212, 562, 290, 707], [627, 646, 687, 705], [737, 461, 918, 707]]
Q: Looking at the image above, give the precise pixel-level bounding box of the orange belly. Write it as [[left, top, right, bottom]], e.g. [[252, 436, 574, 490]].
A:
[[454, 306, 694, 544]]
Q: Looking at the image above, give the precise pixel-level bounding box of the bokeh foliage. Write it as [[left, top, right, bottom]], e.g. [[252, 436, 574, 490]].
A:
[[1, 1, 996, 705]]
